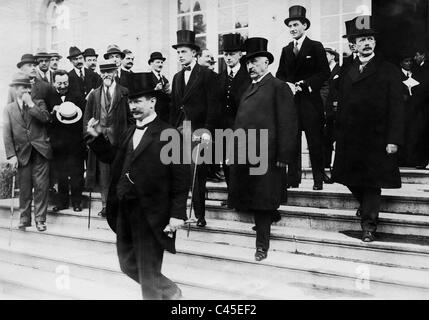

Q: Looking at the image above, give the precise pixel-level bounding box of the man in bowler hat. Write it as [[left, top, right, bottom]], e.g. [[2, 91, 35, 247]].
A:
[[170, 30, 221, 228], [276, 5, 330, 190], [85, 72, 190, 299], [83, 48, 99, 73], [228, 37, 298, 261], [104, 44, 129, 88], [332, 16, 404, 242], [149, 51, 171, 123]]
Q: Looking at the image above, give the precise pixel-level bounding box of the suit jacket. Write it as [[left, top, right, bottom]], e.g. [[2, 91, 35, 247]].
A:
[[68, 67, 101, 100], [83, 84, 133, 188], [332, 55, 404, 189], [218, 64, 252, 129], [170, 64, 220, 131], [320, 63, 341, 117], [150, 72, 171, 123], [116, 68, 131, 88], [35, 69, 54, 85], [229, 73, 298, 211], [3, 99, 52, 166], [87, 118, 190, 253]]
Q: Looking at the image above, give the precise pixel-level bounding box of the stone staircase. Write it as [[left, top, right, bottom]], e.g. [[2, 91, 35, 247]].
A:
[[0, 169, 428, 299]]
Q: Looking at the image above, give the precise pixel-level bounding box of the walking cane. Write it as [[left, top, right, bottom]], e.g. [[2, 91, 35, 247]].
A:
[[187, 141, 201, 238], [88, 191, 92, 230], [8, 174, 16, 247]]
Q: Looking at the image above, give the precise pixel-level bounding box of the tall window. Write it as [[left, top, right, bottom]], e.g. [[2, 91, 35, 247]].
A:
[[46, 0, 70, 51], [177, 0, 208, 49]]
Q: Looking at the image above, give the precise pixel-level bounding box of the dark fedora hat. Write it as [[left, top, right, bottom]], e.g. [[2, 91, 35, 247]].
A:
[[148, 52, 166, 64], [172, 30, 200, 51], [284, 5, 311, 29], [222, 33, 243, 52], [67, 46, 84, 59], [49, 52, 63, 59], [343, 16, 378, 39], [242, 37, 274, 64], [83, 48, 98, 58], [325, 47, 339, 58], [104, 44, 126, 60], [17, 54, 36, 68], [99, 60, 118, 73], [34, 51, 52, 60], [128, 72, 160, 99], [9, 72, 32, 87]]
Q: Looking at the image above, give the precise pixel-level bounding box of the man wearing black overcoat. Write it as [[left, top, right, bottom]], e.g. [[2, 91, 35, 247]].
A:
[[276, 5, 330, 190], [332, 16, 404, 242], [148, 52, 171, 123], [86, 73, 190, 300], [170, 30, 220, 228]]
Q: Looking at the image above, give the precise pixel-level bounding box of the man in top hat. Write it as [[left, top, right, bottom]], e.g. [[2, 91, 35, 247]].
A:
[[83, 48, 99, 73], [332, 16, 404, 242], [342, 19, 360, 69], [35, 51, 54, 84], [217, 33, 251, 205], [228, 37, 298, 261], [104, 44, 129, 88], [49, 52, 62, 73], [67, 46, 101, 101], [3, 72, 52, 232], [122, 49, 135, 72], [276, 5, 331, 191], [170, 29, 221, 228], [85, 72, 190, 300], [148, 51, 171, 123], [320, 47, 340, 173], [45, 69, 87, 212], [83, 60, 133, 217]]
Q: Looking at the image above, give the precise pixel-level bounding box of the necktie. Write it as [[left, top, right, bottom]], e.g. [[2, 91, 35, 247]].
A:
[[79, 69, 84, 81], [43, 73, 49, 83], [159, 74, 165, 86], [293, 41, 299, 56], [136, 123, 150, 131], [106, 88, 112, 110], [183, 65, 191, 71]]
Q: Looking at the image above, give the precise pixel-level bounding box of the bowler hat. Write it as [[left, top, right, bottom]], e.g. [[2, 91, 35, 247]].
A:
[[222, 33, 243, 52], [104, 44, 126, 60], [67, 46, 84, 59], [148, 52, 166, 64], [83, 48, 98, 58], [56, 102, 83, 125], [284, 5, 311, 29], [99, 60, 118, 73], [325, 47, 339, 58], [172, 30, 200, 51], [50, 52, 63, 59], [343, 16, 378, 39], [242, 37, 274, 64], [17, 54, 36, 68], [128, 72, 160, 99], [34, 51, 52, 60], [123, 49, 133, 55], [9, 72, 32, 87]]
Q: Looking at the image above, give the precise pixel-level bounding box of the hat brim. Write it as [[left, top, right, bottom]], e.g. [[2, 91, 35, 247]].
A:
[[99, 67, 118, 73], [84, 54, 99, 58], [129, 89, 166, 100], [35, 55, 52, 60], [67, 53, 84, 60], [17, 60, 36, 68], [242, 51, 274, 65], [325, 49, 339, 57], [9, 81, 31, 87], [172, 43, 201, 52], [148, 57, 166, 64], [56, 106, 83, 125], [50, 54, 63, 59], [104, 52, 126, 60], [284, 17, 311, 30], [342, 31, 378, 39]]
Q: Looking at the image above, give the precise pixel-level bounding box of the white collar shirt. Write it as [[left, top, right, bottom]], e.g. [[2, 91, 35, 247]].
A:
[[133, 113, 157, 150]]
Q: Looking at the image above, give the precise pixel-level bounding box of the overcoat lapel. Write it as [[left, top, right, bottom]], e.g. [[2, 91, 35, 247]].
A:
[[131, 119, 162, 162], [109, 85, 123, 114], [241, 73, 273, 102], [182, 64, 201, 102], [295, 37, 312, 71], [10, 102, 27, 128]]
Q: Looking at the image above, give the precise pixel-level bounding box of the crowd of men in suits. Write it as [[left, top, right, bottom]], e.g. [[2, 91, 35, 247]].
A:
[[3, 4, 429, 299]]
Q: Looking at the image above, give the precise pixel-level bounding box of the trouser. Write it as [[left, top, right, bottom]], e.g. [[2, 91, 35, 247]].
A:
[[288, 95, 325, 185], [117, 199, 179, 300], [348, 186, 382, 232], [97, 160, 111, 208], [18, 149, 49, 224], [55, 155, 84, 207], [323, 115, 335, 169], [253, 210, 273, 251], [191, 161, 208, 219]]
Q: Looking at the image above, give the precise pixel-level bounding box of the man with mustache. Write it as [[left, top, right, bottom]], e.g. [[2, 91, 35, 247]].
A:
[[49, 52, 62, 73], [332, 16, 404, 243], [276, 5, 330, 191], [83, 48, 99, 73], [122, 49, 134, 72], [83, 60, 133, 217], [148, 51, 171, 123], [35, 52, 54, 84], [67, 46, 101, 102], [104, 44, 129, 88]]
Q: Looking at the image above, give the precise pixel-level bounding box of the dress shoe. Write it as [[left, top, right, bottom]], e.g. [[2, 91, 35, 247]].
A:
[[221, 200, 233, 209], [313, 182, 323, 191], [73, 205, 82, 212], [272, 210, 282, 223], [98, 208, 106, 217], [197, 218, 207, 228], [356, 207, 362, 217], [52, 205, 68, 213], [36, 222, 47, 232], [362, 231, 375, 242], [322, 172, 334, 184], [18, 222, 31, 230], [254, 248, 268, 262], [164, 287, 183, 300]]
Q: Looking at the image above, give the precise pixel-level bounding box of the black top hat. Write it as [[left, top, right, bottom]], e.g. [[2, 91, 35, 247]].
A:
[[148, 52, 166, 64], [9, 72, 32, 87], [284, 5, 311, 29], [172, 30, 200, 51], [17, 54, 36, 68], [34, 51, 52, 60], [128, 72, 160, 99], [67, 46, 84, 59], [104, 45, 126, 60], [99, 60, 118, 73], [83, 48, 99, 58], [242, 37, 274, 64], [343, 16, 378, 39], [222, 33, 243, 52]]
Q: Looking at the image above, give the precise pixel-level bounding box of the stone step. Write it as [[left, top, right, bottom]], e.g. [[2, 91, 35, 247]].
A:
[[0, 226, 428, 299], [206, 182, 429, 216], [204, 200, 429, 238]]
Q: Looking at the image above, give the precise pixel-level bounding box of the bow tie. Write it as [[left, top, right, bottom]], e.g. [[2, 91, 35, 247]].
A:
[[136, 123, 150, 131], [183, 66, 192, 71]]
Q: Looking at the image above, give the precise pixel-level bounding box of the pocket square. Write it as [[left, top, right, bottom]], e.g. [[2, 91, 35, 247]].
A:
[[306, 56, 312, 59], [333, 75, 339, 80]]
